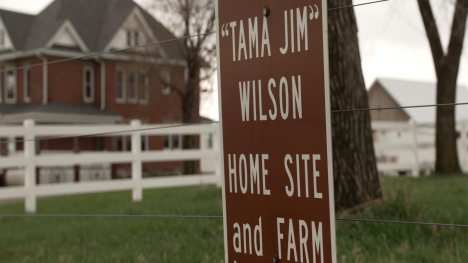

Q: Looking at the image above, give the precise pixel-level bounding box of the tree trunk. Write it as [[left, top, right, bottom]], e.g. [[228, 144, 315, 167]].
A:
[[182, 65, 201, 175], [417, 0, 468, 174], [435, 75, 462, 174], [328, 0, 382, 210]]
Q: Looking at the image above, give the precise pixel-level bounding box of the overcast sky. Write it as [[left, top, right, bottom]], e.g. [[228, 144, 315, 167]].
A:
[[0, 0, 465, 120]]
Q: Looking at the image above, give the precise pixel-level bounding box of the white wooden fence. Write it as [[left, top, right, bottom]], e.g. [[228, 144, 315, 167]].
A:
[[3, 119, 465, 212], [0, 120, 221, 213], [373, 120, 468, 177]]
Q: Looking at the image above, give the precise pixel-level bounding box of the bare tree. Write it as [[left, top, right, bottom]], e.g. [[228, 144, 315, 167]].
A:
[[151, 0, 381, 207], [151, 0, 216, 174], [417, 0, 468, 174], [328, 0, 382, 209]]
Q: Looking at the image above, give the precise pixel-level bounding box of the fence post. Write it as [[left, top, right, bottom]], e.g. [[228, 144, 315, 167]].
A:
[[131, 120, 142, 202], [460, 120, 468, 172], [213, 123, 222, 187], [24, 119, 37, 213], [410, 120, 420, 177]]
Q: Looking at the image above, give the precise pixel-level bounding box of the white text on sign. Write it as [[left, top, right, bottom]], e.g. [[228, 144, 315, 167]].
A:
[[220, 5, 321, 61], [239, 75, 303, 122]]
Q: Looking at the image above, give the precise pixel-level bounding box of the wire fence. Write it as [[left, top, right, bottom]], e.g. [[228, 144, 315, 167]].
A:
[[0, 0, 466, 248], [4, 101, 468, 146], [0, 214, 467, 229]]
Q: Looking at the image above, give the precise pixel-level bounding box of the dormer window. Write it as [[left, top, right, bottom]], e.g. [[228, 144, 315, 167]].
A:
[[0, 31, 4, 48], [127, 30, 139, 47]]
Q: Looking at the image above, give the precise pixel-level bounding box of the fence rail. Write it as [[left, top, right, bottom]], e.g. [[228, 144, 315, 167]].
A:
[[373, 120, 468, 176], [3, 119, 466, 212], [0, 120, 221, 213]]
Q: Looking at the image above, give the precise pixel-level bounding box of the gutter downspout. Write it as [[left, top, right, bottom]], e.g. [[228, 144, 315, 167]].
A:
[[95, 56, 106, 111], [36, 52, 48, 105]]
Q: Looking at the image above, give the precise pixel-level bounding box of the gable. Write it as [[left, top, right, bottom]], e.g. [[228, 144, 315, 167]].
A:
[[46, 20, 89, 52], [0, 0, 182, 60], [375, 78, 468, 123], [368, 81, 411, 122], [104, 7, 164, 57]]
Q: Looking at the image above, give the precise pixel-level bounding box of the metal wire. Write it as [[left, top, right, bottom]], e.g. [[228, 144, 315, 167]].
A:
[[0, 214, 223, 219], [328, 0, 390, 11], [5, 121, 219, 145], [332, 101, 468, 113], [336, 218, 468, 228], [0, 0, 389, 74], [0, 32, 216, 74], [0, 214, 466, 229], [3, 101, 468, 146]]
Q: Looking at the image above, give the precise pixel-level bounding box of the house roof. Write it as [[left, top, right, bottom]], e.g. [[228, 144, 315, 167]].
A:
[[0, 103, 122, 124], [0, 0, 182, 59], [0, 9, 35, 50], [373, 78, 468, 123]]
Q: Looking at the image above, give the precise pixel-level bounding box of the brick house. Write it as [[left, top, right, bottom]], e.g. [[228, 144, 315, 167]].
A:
[[0, 0, 201, 183]]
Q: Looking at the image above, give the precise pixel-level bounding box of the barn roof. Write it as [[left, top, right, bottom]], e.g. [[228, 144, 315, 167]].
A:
[[373, 78, 468, 123]]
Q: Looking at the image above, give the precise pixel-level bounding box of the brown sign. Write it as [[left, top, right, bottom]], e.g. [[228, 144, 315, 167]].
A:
[[216, 0, 336, 262]]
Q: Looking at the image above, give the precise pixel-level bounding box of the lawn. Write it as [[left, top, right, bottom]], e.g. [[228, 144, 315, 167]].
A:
[[337, 175, 468, 262], [0, 176, 467, 262]]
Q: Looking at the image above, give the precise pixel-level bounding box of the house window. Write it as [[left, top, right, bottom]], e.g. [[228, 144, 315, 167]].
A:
[[116, 137, 124, 151], [5, 69, 16, 103], [24, 67, 31, 103], [162, 72, 171, 95], [116, 136, 131, 151], [163, 135, 171, 150], [127, 31, 132, 47], [134, 31, 139, 46], [163, 135, 182, 150], [139, 73, 148, 104], [83, 66, 94, 102], [126, 136, 131, 151], [141, 135, 149, 151], [0, 31, 4, 47], [128, 73, 136, 103], [116, 70, 125, 103], [127, 30, 139, 47], [172, 135, 181, 150]]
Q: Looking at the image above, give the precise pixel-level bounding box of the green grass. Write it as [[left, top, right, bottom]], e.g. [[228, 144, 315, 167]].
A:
[[0, 186, 225, 263], [337, 175, 468, 262], [0, 176, 467, 262]]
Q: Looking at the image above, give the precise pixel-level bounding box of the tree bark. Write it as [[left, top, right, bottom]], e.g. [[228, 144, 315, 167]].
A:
[[153, 0, 214, 176], [328, 0, 382, 210], [182, 63, 201, 175], [417, 0, 468, 174]]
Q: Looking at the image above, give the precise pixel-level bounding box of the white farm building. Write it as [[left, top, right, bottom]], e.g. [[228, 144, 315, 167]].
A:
[[368, 78, 468, 176]]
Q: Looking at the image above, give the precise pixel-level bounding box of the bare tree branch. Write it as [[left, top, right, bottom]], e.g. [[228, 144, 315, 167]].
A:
[[417, 0, 445, 77], [416, 0, 468, 174], [445, 0, 468, 67]]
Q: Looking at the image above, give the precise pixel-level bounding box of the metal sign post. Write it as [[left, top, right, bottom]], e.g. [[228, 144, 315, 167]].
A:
[[216, 0, 337, 262]]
